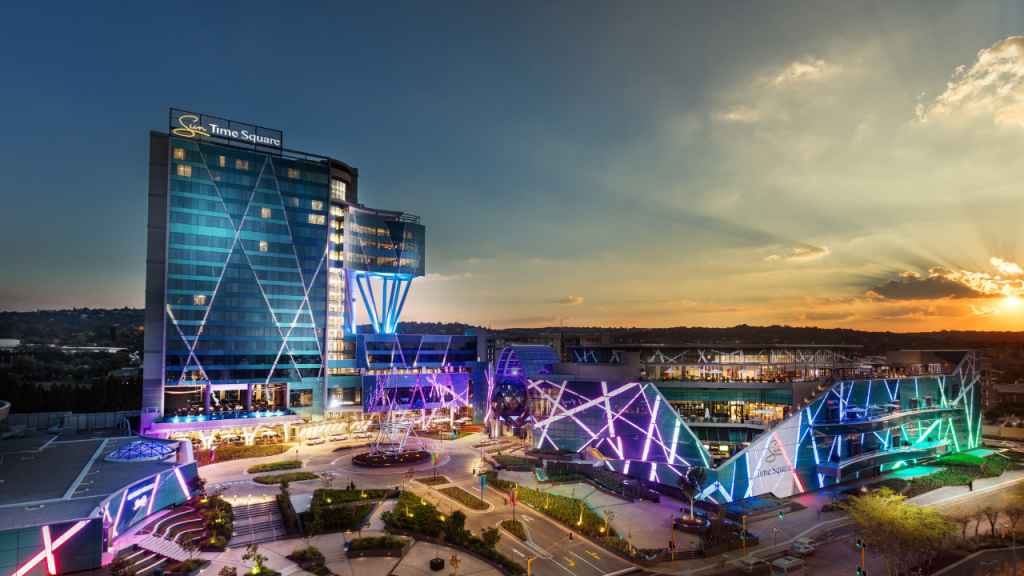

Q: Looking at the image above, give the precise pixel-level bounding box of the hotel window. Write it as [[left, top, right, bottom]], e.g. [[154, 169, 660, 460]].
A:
[[311, 200, 323, 211], [218, 156, 226, 167], [173, 148, 186, 160], [259, 241, 269, 252], [309, 214, 325, 225], [331, 179, 346, 201], [176, 164, 192, 177], [288, 168, 300, 179], [235, 159, 249, 170], [261, 207, 272, 219], [193, 295, 206, 306], [330, 206, 344, 217]]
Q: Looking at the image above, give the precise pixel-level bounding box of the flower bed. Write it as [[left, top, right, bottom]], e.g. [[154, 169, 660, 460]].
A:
[[253, 472, 318, 485], [438, 486, 489, 510], [493, 454, 536, 469], [500, 519, 526, 541], [352, 450, 429, 467], [248, 460, 302, 474], [416, 476, 451, 486], [196, 444, 293, 467]]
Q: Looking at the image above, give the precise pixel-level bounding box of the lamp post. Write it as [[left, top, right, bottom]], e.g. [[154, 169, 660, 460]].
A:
[[1001, 523, 1017, 576]]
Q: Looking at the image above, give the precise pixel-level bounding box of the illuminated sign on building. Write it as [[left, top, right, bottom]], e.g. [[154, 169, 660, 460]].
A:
[[170, 109, 283, 150]]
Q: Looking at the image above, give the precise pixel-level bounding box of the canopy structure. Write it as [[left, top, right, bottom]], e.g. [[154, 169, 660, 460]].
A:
[[104, 440, 175, 463]]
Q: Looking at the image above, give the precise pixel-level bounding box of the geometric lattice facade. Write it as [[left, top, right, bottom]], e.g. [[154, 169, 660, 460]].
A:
[[528, 351, 981, 501]]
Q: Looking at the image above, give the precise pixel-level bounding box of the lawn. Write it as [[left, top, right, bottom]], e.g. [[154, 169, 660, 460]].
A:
[[253, 471, 318, 485], [438, 486, 489, 510], [933, 453, 986, 467], [247, 460, 302, 474], [416, 476, 451, 486]]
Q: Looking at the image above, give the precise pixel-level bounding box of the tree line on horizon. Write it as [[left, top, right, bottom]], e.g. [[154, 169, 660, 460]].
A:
[[0, 372, 143, 414]]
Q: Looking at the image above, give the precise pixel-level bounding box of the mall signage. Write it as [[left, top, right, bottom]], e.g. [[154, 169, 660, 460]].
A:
[[171, 109, 283, 150]]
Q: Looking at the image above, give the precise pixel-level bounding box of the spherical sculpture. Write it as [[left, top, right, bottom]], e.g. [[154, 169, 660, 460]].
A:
[[491, 380, 529, 429]]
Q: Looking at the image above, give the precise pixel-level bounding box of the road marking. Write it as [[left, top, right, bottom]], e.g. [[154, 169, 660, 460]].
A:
[[521, 514, 534, 523], [586, 550, 600, 560], [568, 551, 602, 571], [563, 557, 575, 566], [513, 549, 525, 557]]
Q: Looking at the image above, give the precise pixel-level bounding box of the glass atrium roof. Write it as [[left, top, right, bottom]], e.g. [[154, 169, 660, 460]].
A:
[[495, 345, 558, 383], [105, 440, 175, 462]]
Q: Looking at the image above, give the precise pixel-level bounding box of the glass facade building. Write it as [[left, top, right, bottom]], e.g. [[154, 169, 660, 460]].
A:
[[142, 111, 476, 439]]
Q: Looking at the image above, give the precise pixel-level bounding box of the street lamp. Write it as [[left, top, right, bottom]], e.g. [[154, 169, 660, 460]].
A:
[[1001, 522, 1017, 576]]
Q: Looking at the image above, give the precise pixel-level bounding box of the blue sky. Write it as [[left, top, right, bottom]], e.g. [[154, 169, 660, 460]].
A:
[[2, 1, 1024, 330]]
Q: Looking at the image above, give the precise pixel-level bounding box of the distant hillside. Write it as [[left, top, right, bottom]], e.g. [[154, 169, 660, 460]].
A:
[[0, 308, 144, 351]]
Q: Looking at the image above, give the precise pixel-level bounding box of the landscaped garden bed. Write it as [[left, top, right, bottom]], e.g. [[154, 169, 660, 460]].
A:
[[673, 515, 710, 534], [493, 454, 536, 469], [725, 493, 790, 516], [981, 453, 1024, 478], [196, 444, 293, 467], [381, 491, 525, 574], [303, 502, 375, 532], [545, 466, 585, 482], [416, 476, 451, 486], [331, 442, 372, 452], [312, 488, 385, 506], [248, 460, 302, 474], [500, 519, 526, 541], [288, 546, 325, 569], [346, 536, 409, 558], [438, 486, 489, 510], [164, 559, 210, 576], [353, 450, 429, 467], [933, 453, 986, 468], [253, 471, 318, 485]]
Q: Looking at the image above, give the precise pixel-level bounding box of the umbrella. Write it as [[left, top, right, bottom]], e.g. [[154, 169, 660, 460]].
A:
[[883, 402, 901, 407], [219, 433, 238, 439], [707, 369, 723, 374], [664, 368, 678, 374], [844, 407, 866, 413], [262, 431, 277, 436]]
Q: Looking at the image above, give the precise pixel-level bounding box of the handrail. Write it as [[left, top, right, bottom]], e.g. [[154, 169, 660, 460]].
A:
[[811, 404, 958, 426], [826, 440, 948, 467]]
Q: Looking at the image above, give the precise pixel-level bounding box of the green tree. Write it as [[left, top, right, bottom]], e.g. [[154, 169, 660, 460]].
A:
[[303, 507, 323, 550], [839, 488, 956, 576], [218, 567, 237, 576], [480, 526, 501, 549], [243, 543, 268, 576], [177, 534, 199, 566], [675, 466, 708, 519], [108, 554, 138, 576]]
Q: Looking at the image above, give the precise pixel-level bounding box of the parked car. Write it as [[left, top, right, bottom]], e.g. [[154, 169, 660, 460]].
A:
[[328, 433, 349, 442], [305, 436, 325, 446], [787, 539, 815, 558], [352, 431, 371, 439], [771, 556, 809, 576]]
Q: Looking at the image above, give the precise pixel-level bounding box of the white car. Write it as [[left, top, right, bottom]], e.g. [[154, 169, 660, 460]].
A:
[[771, 557, 809, 576], [787, 541, 815, 558], [328, 433, 349, 442], [305, 436, 325, 446], [352, 431, 371, 439]]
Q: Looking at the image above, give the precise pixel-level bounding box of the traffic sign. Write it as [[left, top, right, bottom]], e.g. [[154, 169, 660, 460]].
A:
[[772, 526, 779, 533]]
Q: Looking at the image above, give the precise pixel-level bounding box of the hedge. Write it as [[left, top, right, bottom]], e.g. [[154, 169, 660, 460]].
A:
[[303, 503, 375, 532], [494, 454, 535, 468], [278, 494, 299, 534], [348, 536, 406, 551], [248, 460, 302, 474], [197, 444, 293, 466], [313, 488, 384, 506], [438, 486, 489, 510], [934, 453, 986, 467], [253, 472, 318, 485]]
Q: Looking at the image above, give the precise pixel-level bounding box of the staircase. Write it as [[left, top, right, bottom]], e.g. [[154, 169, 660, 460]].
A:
[[232, 500, 285, 544], [118, 547, 168, 576], [136, 535, 191, 562]]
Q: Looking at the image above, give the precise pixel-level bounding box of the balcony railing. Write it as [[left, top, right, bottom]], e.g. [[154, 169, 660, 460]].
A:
[[161, 409, 293, 424], [832, 440, 948, 467], [811, 404, 959, 426]]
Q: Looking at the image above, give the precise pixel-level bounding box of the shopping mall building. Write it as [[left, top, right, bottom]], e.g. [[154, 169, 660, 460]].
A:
[[141, 110, 491, 446], [490, 343, 982, 501]]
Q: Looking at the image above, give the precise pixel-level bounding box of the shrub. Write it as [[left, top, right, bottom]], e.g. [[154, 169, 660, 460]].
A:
[[439, 486, 489, 510], [201, 536, 226, 548], [528, 448, 574, 456], [312, 488, 384, 506], [302, 503, 374, 532], [545, 467, 585, 482], [512, 486, 615, 538], [598, 536, 641, 557], [494, 454, 535, 468], [290, 547, 322, 561], [165, 559, 204, 573], [347, 536, 406, 551], [248, 460, 302, 474], [381, 491, 524, 574], [934, 453, 986, 467], [278, 494, 299, 534], [501, 519, 526, 541], [702, 520, 749, 547], [482, 471, 517, 491], [197, 444, 293, 466], [416, 476, 451, 486], [981, 454, 1024, 478], [253, 472, 318, 485]]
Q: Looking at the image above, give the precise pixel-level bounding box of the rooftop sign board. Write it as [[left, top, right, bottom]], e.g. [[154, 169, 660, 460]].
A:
[[170, 109, 283, 153]]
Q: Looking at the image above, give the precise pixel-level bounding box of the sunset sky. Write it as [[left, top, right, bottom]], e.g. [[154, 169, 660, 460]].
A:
[[1, 2, 1024, 331]]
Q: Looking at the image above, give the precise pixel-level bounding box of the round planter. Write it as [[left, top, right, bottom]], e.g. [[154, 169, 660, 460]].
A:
[[673, 517, 711, 534], [352, 450, 430, 467]]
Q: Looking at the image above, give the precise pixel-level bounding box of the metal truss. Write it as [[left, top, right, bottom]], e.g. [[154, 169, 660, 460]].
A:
[[365, 372, 470, 415], [352, 272, 413, 334], [369, 421, 424, 456], [165, 150, 326, 389]]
